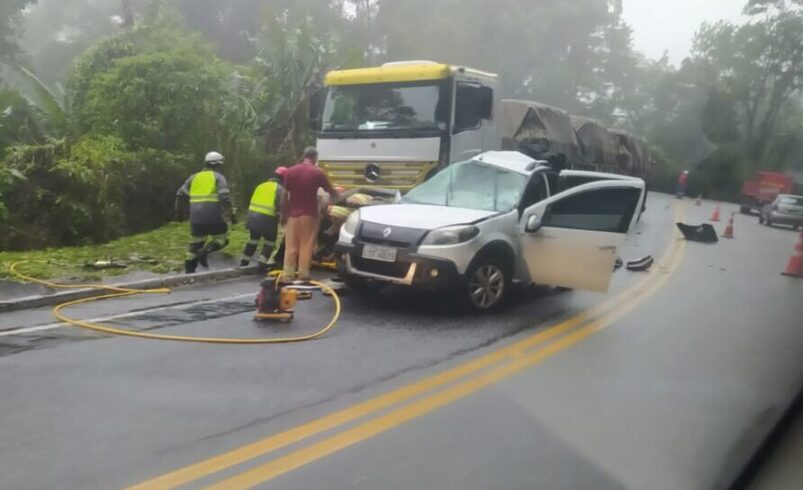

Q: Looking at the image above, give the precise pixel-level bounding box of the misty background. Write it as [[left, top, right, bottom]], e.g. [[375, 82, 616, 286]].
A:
[[1, 0, 803, 251]]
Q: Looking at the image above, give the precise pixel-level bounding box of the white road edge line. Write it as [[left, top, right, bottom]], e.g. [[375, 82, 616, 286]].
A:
[[0, 292, 255, 337]]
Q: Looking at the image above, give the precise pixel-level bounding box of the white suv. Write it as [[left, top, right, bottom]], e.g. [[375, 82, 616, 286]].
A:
[[336, 151, 645, 311]]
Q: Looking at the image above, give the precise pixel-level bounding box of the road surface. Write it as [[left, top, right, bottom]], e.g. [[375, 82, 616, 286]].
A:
[[1, 193, 801, 490]]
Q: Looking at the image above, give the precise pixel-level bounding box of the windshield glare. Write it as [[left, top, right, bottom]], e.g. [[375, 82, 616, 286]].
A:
[[321, 82, 447, 132], [403, 161, 527, 212]]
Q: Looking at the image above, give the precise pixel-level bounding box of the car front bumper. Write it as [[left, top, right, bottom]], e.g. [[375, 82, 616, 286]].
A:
[[335, 242, 461, 290]]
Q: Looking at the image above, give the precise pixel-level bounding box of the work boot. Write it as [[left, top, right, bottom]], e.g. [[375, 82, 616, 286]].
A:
[[184, 258, 198, 274], [240, 258, 250, 267], [198, 253, 209, 268]]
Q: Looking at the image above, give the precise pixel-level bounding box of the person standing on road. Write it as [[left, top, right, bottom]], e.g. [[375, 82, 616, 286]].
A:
[[281, 147, 338, 282], [175, 151, 237, 274], [677, 170, 689, 199], [240, 166, 287, 270]]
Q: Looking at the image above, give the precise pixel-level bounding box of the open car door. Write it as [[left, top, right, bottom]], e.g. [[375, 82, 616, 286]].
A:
[[519, 179, 644, 292]]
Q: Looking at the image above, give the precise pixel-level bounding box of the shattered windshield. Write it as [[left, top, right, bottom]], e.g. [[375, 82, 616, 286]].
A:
[[321, 82, 448, 133], [403, 161, 527, 212]]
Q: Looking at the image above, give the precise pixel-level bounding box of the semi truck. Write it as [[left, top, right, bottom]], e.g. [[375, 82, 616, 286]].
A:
[[316, 60, 649, 190]]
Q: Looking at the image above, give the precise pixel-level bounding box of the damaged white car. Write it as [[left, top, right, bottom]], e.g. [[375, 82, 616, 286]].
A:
[[336, 151, 645, 311]]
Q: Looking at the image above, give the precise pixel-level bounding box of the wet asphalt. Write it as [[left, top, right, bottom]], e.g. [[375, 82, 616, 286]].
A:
[[0, 193, 801, 490]]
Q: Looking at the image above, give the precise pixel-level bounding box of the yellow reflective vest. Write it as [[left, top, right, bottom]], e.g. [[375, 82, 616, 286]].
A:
[[189, 170, 219, 204], [248, 181, 278, 217]]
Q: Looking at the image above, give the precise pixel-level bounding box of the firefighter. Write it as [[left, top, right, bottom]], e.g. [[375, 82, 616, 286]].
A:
[[240, 166, 287, 270], [175, 151, 237, 273]]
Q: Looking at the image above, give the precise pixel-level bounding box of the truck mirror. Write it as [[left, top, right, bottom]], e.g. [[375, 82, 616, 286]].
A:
[[479, 86, 493, 120]]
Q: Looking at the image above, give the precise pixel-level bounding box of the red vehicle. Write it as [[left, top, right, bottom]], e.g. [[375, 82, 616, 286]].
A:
[[740, 171, 795, 214]]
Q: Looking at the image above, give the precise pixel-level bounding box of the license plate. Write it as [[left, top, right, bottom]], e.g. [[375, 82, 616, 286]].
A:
[[362, 244, 397, 263]]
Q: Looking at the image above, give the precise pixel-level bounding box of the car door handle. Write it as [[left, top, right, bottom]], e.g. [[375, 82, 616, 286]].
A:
[[597, 245, 617, 251]]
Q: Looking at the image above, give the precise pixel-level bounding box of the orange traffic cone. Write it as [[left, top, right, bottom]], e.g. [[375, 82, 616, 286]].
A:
[[711, 203, 721, 222], [696, 195, 702, 206], [781, 230, 803, 277], [722, 212, 735, 238]]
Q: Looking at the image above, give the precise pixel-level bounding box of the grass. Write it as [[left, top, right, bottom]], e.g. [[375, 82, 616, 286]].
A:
[[1, 222, 250, 283]]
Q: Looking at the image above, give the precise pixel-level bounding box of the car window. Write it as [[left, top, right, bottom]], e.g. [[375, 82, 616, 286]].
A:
[[519, 174, 549, 210], [777, 196, 803, 206], [454, 83, 483, 132], [403, 160, 528, 212], [544, 187, 641, 233]]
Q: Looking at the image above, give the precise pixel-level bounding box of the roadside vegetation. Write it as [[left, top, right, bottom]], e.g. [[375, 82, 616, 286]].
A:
[[2, 0, 803, 281], [0, 223, 250, 281]]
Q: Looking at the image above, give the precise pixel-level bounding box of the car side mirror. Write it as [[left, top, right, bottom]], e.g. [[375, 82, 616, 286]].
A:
[[525, 214, 542, 233]]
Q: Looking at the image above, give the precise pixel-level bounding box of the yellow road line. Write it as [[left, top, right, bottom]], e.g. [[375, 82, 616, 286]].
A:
[[203, 228, 687, 489], [128, 204, 684, 490]]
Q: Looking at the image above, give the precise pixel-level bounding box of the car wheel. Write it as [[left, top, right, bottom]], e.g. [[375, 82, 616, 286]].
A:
[[759, 213, 764, 224], [766, 218, 773, 227], [464, 257, 511, 312], [740, 206, 750, 214]]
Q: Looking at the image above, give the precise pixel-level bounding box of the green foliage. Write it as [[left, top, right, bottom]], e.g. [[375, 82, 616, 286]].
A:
[[0, 0, 37, 69], [0, 221, 250, 281]]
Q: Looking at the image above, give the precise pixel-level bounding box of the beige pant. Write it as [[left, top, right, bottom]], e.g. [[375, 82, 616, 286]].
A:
[[282, 215, 319, 280]]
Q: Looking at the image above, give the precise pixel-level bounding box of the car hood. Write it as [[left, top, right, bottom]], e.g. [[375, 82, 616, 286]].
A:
[[359, 204, 497, 231]]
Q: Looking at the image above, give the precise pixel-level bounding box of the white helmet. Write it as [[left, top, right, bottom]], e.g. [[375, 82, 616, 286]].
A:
[[205, 151, 224, 165]]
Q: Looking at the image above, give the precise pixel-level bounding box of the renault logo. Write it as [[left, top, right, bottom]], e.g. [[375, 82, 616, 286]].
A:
[[382, 227, 393, 238], [365, 163, 381, 183]]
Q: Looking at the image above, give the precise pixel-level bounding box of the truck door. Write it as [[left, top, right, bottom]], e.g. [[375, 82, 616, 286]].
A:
[[519, 180, 644, 292], [450, 83, 492, 162]]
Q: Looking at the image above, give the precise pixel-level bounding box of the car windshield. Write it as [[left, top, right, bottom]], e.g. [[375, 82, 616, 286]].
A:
[[778, 196, 803, 206], [402, 161, 528, 212], [321, 82, 447, 133]]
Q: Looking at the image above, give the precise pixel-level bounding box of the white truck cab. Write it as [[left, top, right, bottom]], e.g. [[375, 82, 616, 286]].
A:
[[336, 151, 645, 311], [317, 61, 499, 190]]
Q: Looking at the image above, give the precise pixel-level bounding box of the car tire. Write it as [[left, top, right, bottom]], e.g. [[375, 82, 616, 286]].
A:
[[462, 256, 511, 312], [759, 214, 764, 224], [766, 218, 773, 227], [740, 206, 750, 214]]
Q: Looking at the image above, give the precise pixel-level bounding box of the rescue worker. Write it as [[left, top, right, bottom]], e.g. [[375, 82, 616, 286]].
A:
[[281, 147, 338, 282], [240, 166, 287, 270], [677, 170, 689, 199], [175, 151, 237, 273]]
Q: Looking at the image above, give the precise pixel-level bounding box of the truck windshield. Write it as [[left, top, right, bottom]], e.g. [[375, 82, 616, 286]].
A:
[[321, 82, 448, 133], [403, 161, 527, 212]]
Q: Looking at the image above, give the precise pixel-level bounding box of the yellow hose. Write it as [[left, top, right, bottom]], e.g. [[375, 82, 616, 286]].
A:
[[10, 261, 341, 344]]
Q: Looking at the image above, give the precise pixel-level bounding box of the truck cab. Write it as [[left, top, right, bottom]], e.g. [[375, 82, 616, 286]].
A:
[[317, 61, 499, 191]]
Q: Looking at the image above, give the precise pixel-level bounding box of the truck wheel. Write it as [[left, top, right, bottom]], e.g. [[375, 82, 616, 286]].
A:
[[463, 257, 511, 312]]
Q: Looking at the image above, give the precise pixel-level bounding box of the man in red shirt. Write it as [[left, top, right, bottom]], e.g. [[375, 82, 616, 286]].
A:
[[281, 147, 338, 281]]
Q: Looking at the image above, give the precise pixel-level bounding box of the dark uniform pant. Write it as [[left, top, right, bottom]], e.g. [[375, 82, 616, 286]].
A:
[[186, 222, 229, 273]]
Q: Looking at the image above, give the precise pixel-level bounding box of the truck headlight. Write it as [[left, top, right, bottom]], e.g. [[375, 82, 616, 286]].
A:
[[421, 225, 479, 246], [342, 210, 360, 236]]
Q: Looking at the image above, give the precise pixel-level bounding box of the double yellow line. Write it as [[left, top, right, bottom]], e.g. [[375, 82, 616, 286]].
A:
[[129, 205, 686, 490]]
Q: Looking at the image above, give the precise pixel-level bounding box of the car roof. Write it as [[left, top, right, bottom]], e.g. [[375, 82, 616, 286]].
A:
[[472, 151, 546, 175], [558, 169, 640, 181]]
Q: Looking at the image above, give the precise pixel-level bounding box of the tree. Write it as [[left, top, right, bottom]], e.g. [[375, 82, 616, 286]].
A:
[[0, 0, 36, 72], [691, 12, 803, 165]]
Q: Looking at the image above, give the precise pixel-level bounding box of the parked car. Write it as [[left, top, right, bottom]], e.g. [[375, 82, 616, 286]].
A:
[[759, 194, 803, 229], [335, 151, 645, 311]]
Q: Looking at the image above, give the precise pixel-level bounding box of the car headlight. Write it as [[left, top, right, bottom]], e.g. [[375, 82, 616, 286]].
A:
[[342, 210, 360, 236], [421, 225, 480, 246]]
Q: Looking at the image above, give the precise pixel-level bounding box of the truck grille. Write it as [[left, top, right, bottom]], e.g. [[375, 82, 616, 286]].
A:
[[320, 161, 437, 190]]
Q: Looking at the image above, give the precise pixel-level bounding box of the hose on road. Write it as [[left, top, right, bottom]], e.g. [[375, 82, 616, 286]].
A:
[[9, 261, 341, 344]]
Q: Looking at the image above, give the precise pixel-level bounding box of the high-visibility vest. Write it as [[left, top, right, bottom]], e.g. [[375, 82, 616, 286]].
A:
[[248, 181, 278, 216], [189, 170, 219, 204]]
